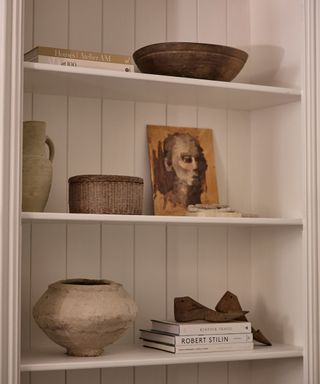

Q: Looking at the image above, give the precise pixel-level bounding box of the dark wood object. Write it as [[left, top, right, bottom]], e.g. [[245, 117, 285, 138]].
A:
[[174, 296, 248, 323], [133, 42, 248, 81], [215, 291, 272, 346]]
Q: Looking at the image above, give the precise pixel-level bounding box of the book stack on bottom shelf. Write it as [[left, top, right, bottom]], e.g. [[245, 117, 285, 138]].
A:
[[140, 320, 254, 354]]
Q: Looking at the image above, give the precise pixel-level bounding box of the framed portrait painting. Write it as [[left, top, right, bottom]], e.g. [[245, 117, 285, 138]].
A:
[[147, 125, 219, 215]]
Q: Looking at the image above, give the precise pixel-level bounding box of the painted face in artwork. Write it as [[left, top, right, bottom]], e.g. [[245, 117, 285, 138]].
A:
[[164, 133, 205, 187]]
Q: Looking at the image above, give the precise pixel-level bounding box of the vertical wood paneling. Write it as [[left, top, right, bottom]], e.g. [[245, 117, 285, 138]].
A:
[[30, 224, 67, 348], [167, 225, 198, 384], [103, 0, 135, 54], [68, 97, 101, 177], [102, 100, 134, 175], [198, 107, 228, 205], [66, 224, 101, 278], [227, 0, 251, 83], [251, 227, 303, 345], [227, 111, 251, 214], [67, 369, 100, 384], [167, 0, 197, 42], [24, 0, 33, 52], [102, 367, 133, 384], [134, 102, 166, 214], [166, 105, 198, 384], [134, 224, 167, 384], [34, 0, 68, 48], [23, 93, 33, 121], [33, 94, 68, 212], [198, 226, 228, 306], [135, 0, 166, 49], [251, 103, 301, 217], [31, 371, 66, 384], [69, 0, 102, 51], [134, 224, 166, 337], [101, 224, 134, 345], [198, 0, 227, 44], [251, 358, 303, 384], [198, 226, 229, 383], [21, 224, 31, 352], [101, 224, 134, 384]]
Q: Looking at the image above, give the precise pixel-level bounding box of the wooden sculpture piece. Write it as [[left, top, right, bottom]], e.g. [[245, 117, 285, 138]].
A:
[[174, 296, 248, 323], [215, 290, 272, 346], [174, 292, 272, 346]]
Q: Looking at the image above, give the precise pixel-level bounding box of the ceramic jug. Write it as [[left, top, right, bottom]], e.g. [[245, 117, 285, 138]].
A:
[[22, 121, 55, 212]]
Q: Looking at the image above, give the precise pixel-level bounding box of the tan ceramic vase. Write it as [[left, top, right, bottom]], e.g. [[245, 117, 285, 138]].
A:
[[22, 121, 54, 212], [33, 279, 138, 357]]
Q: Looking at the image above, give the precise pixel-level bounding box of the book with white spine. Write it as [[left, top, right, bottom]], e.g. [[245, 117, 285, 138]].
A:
[[24, 46, 134, 72], [140, 329, 253, 345], [142, 340, 254, 354], [151, 320, 252, 336], [26, 56, 134, 72]]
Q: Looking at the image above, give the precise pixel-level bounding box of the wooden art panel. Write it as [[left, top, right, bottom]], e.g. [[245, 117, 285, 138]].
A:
[[134, 102, 166, 215]]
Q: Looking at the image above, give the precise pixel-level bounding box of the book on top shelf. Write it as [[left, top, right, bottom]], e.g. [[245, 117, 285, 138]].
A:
[[140, 329, 253, 345], [151, 320, 252, 336], [142, 340, 254, 354], [24, 46, 134, 72]]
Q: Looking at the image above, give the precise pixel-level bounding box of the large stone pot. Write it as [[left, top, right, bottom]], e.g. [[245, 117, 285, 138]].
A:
[[33, 279, 138, 357]]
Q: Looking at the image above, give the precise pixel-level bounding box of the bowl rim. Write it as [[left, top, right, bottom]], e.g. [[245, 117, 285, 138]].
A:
[[133, 42, 248, 62]]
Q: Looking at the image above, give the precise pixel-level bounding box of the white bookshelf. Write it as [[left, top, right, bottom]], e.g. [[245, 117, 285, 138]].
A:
[[21, 344, 303, 372], [24, 62, 300, 111], [21, 212, 303, 226]]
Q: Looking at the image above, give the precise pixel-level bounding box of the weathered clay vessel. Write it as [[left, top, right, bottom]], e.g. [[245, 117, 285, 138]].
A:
[[22, 120, 54, 212], [33, 279, 138, 357]]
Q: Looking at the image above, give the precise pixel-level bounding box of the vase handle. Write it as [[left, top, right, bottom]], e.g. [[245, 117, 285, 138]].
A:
[[45, 136, 55, 162]]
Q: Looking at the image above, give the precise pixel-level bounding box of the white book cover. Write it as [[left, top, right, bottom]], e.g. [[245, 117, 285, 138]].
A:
[[140, 329, 253, 345], [143, 340, 254, 354], [151, 320, 252, 336], [27, 55, 134, 72]]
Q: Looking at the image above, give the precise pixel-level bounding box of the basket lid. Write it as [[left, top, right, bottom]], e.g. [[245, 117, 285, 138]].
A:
[[68, 174, 144, 184]]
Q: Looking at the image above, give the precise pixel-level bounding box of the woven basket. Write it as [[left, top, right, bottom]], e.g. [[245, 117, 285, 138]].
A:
[[68, 175, 144, 214]]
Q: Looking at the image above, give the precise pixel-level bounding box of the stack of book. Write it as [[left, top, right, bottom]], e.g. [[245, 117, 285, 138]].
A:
[[140, 320, 254, 354], [24, 46, 134, 72]]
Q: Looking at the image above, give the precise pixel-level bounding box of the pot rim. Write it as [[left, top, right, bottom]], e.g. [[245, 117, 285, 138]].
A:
[[49, 278, 121, 291]]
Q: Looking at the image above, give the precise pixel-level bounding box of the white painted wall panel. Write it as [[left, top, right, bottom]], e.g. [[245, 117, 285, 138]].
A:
[[102, 0, 135, 54], [198, 0, 227, 44], [135, 0, 166, 49], [68, 97, 101, 177], [34, 0, 68, 48], [167, 0, 197, 42], [24, 0, 33, 52], [198, 107, 227, 205], [33, 94, 68, 212], [69, 0, 102, 52], [249, 0, 301, 87], [251, 103, 302, 217], [227, 111, 251, 214], [102, 100, 135, 176]]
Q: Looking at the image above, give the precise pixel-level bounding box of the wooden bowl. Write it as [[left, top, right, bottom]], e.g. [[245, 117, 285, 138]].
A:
[[133, 42, 248, 81]]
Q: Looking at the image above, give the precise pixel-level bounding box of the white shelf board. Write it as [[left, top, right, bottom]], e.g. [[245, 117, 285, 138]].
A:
[[24, 62, 301, 111], [20, 344, 303, 372], [21, 212, 303, 226]]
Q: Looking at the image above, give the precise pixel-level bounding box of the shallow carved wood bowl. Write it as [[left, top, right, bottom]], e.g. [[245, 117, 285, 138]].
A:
[[133, 42, 248, 81]]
